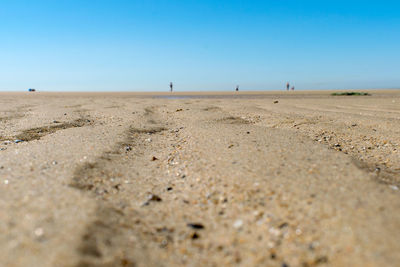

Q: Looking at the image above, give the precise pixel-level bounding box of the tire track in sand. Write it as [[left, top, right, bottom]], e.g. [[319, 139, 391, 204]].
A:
[[70, 106, 169, 266]]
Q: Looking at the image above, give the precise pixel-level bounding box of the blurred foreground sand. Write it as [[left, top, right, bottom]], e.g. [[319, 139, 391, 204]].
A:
[[0, 90, 399, 266]]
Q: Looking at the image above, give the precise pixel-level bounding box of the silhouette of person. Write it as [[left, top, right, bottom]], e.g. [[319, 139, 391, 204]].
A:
[[286, 82, 290, 91], [170, 82, 173, 92], [236, 85, 239, 92]]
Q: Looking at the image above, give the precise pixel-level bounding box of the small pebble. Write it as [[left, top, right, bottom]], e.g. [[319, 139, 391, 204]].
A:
[[14, 140, 23, 144], [142, 194, 162, 206], [278, 222, 289, 229], [269, 227, 280, 236], [148, 194, 162, 202], [233, 219, 243, 229], [34, 227, 44, 237], [191, 232, 200, 239], [125, 145, 132, 152], [389, 185, 399, 191], [152, 156, 158, 161], [4, 180, 9, 185], [315, 256, 328, 264], [187, 223, 205, 229], [274, 101, 279, 104]]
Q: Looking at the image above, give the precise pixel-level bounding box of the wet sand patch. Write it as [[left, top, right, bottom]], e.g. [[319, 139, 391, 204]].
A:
[[217, 116, 251, 125], [202, 106, 222, 112], [14, 118, 92, 142]]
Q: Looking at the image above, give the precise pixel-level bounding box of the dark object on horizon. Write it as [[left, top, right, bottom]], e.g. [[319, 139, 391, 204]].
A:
[[235, 85, 239, 92], [170, 82, 173, 92], [28, 88, 36, 92], [291, 86, 295, 91], [331, 92, 370, 96], [286, 82, 290, 91]]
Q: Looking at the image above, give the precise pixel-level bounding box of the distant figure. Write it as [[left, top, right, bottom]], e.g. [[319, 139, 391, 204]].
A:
[[170, 82, 173, 92], [235, 85, 239, 92], [286, 82, 290, 91], [28, 88, 36, 92], [291, 86, 295, 91]]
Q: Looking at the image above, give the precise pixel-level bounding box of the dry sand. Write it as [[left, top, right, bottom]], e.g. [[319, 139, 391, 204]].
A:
[[0, 90, 399, 267]]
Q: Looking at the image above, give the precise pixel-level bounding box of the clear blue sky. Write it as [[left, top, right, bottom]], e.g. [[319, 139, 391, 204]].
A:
[[1, 0, 399, 91]]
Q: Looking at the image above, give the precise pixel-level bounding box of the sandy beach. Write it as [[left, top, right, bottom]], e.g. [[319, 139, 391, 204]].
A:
[[0, 90, 399, 267]]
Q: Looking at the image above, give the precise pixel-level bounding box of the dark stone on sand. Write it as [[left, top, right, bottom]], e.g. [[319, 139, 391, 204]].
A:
[[142, 193, 163, 206], [148, 194, 162, 202], [278, 222, 289, 229], [191, 232, 200, 239], [315, 256, 328, 264], [187, 223, 205, 229]]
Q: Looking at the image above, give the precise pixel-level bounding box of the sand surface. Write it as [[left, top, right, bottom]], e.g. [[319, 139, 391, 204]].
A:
[[0, 90, 399, 267]]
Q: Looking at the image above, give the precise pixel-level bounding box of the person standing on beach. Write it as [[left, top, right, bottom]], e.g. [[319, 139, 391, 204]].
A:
[[170, 82, 173, 92], [236, 85, 239, 92], [286, 82, 290, 91]]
